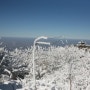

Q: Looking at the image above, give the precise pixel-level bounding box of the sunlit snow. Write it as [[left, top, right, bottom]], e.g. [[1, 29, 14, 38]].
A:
[[0, 45, 90, 90]]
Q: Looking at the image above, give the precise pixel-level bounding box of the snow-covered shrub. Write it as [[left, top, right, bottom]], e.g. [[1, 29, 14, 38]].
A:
[[8, 47, 33, 79], [0, 47, 9, 73], [1, 44, 90, 90]]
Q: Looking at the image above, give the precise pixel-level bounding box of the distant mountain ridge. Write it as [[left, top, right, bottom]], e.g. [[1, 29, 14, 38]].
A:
[[0, 37, 90, 51]]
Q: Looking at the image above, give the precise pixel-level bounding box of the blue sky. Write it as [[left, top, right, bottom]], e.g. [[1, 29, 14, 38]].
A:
[[0, 0, 90, 39]]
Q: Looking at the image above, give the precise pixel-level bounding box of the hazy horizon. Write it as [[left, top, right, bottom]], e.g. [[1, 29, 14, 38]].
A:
[[0, 36, 90, 40]]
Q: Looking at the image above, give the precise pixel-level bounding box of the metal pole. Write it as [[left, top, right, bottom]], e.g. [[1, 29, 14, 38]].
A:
[[32, 41, 36, 90], [32, 36, 50, 90]]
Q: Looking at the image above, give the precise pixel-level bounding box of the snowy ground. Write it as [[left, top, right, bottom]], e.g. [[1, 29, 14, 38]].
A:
[[0, 45, 90, 90]]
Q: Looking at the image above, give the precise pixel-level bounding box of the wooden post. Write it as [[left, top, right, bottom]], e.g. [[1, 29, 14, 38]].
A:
[[69, 73, 72, 90]]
